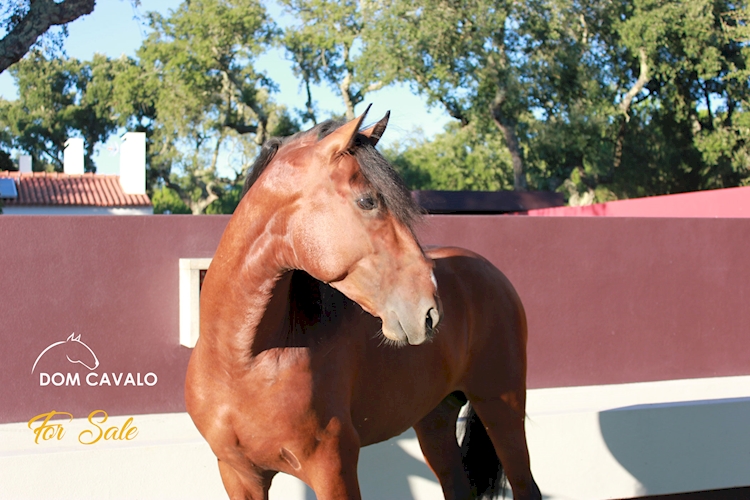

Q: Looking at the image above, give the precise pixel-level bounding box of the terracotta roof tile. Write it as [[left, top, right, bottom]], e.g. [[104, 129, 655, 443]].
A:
[[0, 171, 151, 207]]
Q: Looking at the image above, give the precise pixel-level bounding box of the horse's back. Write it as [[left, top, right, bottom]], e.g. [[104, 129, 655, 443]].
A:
[[427, 246, 528, 396], [427, 245, 525, 330]]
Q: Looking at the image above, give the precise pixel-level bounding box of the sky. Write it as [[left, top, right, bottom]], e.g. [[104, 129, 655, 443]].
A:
[[0, 0, 451, 176]]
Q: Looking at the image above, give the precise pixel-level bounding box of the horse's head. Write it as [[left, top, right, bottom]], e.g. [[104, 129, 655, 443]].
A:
[[242, 106, 441, 345], [64, 333, 99, 371]]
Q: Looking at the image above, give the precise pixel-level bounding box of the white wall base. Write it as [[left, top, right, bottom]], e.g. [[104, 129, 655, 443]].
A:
[[0, 412, 439, 500], [3, 376, 749, 499], [526, 376, 750, 499]]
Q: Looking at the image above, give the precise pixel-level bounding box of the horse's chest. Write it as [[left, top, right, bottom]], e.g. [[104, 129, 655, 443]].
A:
[[190, 346, 353, 474], [221, 358, 323, 465]]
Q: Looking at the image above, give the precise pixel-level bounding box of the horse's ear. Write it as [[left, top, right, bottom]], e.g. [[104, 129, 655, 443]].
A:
[[359, 111, 390, 147], [319, 104, 371, 158], [67, 333, 75, 341], [74, 334, 81, 341]]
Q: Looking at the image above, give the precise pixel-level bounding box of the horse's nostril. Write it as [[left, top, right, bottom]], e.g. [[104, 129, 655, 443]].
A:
[[425, 307, 438, 333]]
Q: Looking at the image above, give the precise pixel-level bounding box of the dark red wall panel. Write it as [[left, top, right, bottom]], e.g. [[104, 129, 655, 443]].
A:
[[417, 216, 750, 389], [1, 215, 748, 424], [0, 216, 228, 424]]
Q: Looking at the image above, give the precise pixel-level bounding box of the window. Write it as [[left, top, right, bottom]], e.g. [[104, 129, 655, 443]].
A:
[[179, 258, 212, 347]]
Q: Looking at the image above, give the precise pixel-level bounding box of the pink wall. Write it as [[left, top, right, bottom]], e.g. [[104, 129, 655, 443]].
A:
[[1, 215, 749, 424], [525, 185, 750, 217], [1, 216, 225, 424], [419, 216, 750, 389]]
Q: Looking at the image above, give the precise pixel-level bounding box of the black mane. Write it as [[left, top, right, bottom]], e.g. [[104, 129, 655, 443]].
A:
[[241, 119, 422, 230], [288, 271, 349, 335]]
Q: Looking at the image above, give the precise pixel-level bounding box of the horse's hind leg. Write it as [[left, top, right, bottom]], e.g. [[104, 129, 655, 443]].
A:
[[414, 392, 472, 500], [471, 395, 541, 500]]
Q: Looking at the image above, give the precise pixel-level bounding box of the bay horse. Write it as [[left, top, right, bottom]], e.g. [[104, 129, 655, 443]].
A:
[[185, 106, 541, 499]]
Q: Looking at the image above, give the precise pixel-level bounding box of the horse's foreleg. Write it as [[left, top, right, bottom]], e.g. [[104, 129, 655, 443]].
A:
[[217, 459, 274, 500], [413, 395, 472, 500], [471, 396, 541, 500], [306, 417, 362, 500]]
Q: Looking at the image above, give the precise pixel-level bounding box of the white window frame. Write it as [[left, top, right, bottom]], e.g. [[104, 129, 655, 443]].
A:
[[179, 258, 212, 348]]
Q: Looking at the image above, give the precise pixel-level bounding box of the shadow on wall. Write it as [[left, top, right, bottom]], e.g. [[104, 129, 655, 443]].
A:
[[598, 398, 750, 497], [303, 428, 441, 500]]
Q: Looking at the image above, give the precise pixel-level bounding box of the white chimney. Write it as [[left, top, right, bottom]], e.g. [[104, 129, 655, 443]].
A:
[[63, 138, 85, 175], [119, 132, 146, 195], [19, 155, 32, 173]]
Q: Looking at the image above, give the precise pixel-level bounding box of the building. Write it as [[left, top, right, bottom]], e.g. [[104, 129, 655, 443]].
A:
[[0, 171, 152, 215], [0, 133, 152, 215]]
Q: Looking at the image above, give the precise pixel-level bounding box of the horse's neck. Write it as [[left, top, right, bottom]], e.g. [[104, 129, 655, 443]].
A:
[[199, 204, 295, 365]]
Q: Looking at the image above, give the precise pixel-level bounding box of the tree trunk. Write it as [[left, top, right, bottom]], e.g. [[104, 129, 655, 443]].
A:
[[491, 101, 527, 191], [612, 119, 627, 174], [613, 48, 650, 173], [189, 191, 219, 215], [339, 72, 356, 120], [0, 0, 96, 73], [304, 77, 317, 125]]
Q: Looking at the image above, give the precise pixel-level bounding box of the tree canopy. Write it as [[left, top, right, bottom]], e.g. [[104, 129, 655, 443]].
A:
[[0, 52, 123, 172], [1, 0, 749, 213]]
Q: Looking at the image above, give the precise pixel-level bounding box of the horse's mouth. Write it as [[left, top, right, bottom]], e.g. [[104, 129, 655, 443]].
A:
[[379, 315, 409, 346], [381, 314, 430, 346]]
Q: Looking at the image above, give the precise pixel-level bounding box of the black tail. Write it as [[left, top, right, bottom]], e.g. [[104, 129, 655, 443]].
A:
[[459, 402, 507, 499]]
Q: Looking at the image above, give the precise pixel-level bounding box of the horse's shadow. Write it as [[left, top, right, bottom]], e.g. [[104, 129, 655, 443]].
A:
[[301, 428, 441, 500], [599, 397, 750, 496]]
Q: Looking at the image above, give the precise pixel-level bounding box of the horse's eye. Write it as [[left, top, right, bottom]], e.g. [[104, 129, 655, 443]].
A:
[[356, 195, 378, 211]]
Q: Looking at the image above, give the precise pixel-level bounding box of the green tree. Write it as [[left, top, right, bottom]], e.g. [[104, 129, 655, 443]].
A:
[[371, 0, 750, 199], [151, 185, 191, 214], [0, 115, 17, 171], [205, 184, 243, 214], [281, 0, 390, 120], [115, 0, 296, 214], [384, 121, 514, 191], [513, 0, 620, 199], [370, 0, 529, 189], [0, 51, 120, 172], [605, 0, 750, 195]]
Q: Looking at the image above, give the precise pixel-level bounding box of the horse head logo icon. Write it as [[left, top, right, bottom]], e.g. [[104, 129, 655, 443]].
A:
[[32, 333, 100, 374]]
